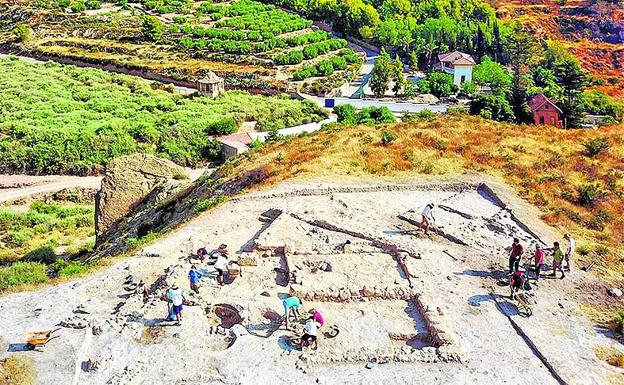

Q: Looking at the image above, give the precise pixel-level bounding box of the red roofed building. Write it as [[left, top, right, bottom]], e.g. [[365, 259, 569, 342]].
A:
[[529, 94, 563, 128]]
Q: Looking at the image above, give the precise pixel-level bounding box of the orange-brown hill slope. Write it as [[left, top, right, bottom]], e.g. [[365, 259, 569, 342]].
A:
[[493, 0, 624, 96]]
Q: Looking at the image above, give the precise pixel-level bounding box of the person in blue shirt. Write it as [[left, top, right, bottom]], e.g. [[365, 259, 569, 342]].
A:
[[188, 265, 201, 293]]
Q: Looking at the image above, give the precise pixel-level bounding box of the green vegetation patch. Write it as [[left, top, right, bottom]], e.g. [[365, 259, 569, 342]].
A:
[[0, 58, 326, 174], [0, 200, 95, 264]]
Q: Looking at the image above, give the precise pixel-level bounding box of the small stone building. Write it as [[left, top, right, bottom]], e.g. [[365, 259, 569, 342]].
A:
[[529, 93, 563, 128], [197, 71, 225, 98], [218, 133, 253, 159]]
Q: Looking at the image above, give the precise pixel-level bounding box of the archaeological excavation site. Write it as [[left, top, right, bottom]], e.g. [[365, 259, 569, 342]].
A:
[[0, 178, 622, 385]]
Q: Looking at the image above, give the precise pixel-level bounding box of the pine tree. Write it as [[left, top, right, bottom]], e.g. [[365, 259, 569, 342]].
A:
[[391, 55, 406, 95], [505, 23, 539, 123], [369, 48, 391, 98]]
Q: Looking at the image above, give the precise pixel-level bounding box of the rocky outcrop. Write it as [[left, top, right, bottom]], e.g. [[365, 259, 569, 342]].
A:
[[95, 154, 188, 245]]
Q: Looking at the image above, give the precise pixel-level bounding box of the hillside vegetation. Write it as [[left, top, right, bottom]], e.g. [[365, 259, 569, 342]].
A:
[[0, 57, 326, 174], [222, 114, 624, 278]]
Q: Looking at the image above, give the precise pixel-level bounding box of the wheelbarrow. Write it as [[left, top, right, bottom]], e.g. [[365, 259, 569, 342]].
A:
[[26, 328, 60, 350]]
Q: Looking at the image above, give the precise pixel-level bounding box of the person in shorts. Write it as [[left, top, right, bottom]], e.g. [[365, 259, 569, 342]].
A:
[[283, 296, 302, 330], [549, 242, 565, 279], [166, 285, 186, 325], [300, 317, 320, 350]]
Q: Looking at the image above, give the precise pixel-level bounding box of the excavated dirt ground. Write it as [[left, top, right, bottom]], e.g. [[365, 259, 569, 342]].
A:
[[1, 178, 623, 385]]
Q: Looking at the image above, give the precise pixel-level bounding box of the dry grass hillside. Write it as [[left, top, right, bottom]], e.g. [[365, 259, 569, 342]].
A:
[[221, 115, 624, 278]]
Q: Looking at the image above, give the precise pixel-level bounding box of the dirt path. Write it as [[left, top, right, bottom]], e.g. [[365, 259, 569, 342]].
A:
[[0, 175, 102, 204]]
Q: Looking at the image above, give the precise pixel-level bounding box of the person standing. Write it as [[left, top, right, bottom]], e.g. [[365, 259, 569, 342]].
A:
[[533, 245, 545, 282], [549, 242, 565, 279], [188, 265, 201, 293], [420, 203, 436, 234], [508, 238, 524, 273], [214, 252, 229, 286], [564, 234, 575, 271], [166, 285, 186, 325]]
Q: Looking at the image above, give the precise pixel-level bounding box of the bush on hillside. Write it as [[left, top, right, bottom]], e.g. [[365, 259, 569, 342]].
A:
[[0, 262, 48, 291], [583, 137, 610, 157]]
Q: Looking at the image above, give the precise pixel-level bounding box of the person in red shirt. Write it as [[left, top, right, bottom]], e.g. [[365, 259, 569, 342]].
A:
[[533, 245, 545, 282], [508, 238, 524, 273]]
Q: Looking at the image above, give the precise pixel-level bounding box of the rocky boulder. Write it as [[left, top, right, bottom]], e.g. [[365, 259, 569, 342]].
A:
[[95, 154, 188, 244]]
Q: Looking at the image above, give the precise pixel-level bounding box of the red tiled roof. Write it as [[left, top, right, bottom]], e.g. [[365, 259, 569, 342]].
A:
[[437, 51, 476, 66], [218, 132, 253, 145], [529, 93, 562, 113]]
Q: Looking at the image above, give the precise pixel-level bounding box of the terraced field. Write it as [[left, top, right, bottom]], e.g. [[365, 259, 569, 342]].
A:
[[0, 0, 363, 94]]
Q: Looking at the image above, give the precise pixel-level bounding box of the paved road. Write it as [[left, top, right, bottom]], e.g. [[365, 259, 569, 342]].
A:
[[304, 95, 448, 113]]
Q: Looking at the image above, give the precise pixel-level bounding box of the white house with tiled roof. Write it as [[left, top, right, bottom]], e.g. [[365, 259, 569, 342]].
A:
[[436, 51, 476, 86]]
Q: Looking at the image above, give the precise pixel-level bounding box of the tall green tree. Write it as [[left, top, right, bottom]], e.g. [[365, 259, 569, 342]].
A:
[[505, 23, 540, 123], [369, 48, 391, 97], [473, 56, 512, 95], [541, 43, 587, 127], [391, 55, 406, 95]]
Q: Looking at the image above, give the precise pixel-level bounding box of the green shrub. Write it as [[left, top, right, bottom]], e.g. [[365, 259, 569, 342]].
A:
[[334, 104, 358, 124], [12, 24, 32, 42], [0, 262, 48, 291], [249, 138, 263, 149], [427, 72, 456, 97], [614, 309, 624, 334], [194, 196, 226, 213], [577, 183, 603, 207], [583, 137, 610, 157], [85, 0, 101, 9], [7, 229, 33, 247], [52, 259, 89, 277], [25, 246, 57, 264], [70, 0, 86, 12], [470, 94, 515, 122], [403, 109, 437, 122], [125, 231, 161, 249], [381, 128, 397, 145], [207, 117, 237, 135], [142, 16, 164, 42], [460, 82, 477, 98], [417, 79, 431, 94]]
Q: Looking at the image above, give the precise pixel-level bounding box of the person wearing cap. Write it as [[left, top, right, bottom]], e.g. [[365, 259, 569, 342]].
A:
[[166, 284, 186, 325], [213, 244, 229, 286], [564, 234, 575, 271], [420, 203, 436, 234]]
